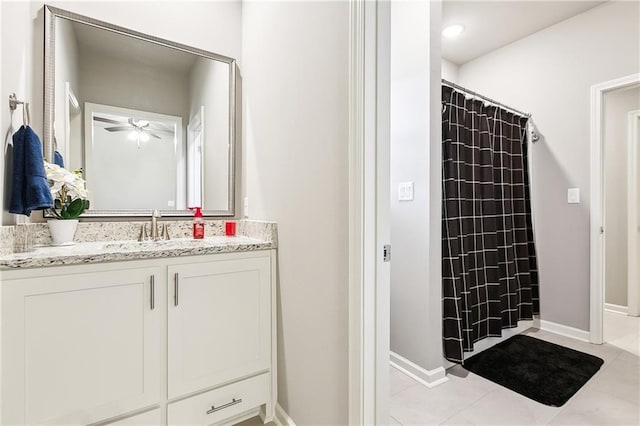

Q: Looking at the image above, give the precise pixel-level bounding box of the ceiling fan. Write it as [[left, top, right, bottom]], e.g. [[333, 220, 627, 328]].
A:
[[93, 115, 175, 140]]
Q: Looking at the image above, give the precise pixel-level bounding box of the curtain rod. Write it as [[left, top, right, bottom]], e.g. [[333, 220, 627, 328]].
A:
[[441, 79, 531, 118]]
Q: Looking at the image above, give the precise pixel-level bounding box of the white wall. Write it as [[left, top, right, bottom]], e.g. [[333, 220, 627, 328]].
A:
[[604, 86, 640, 307], [457, 1, 640, 330], [188, 57, 230, 211], [390, 0, 443, 372], [242, 1, 349, 423], [0, 0, 242, 225], [441, 58, 459, 83], [1, 1, 39, 225]]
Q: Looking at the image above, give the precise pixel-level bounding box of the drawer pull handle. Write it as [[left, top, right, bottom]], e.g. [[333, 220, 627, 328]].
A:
[[206, 398, 242, 415], [174, 272, 179, 306], [150, 275, 155, 310]]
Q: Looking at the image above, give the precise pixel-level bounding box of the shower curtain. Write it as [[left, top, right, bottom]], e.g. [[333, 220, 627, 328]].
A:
[[441, 85, 539, 363]]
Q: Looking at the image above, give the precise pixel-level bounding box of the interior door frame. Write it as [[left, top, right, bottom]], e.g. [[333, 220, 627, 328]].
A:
[[589, 73, 640, 344], [628, 109, 640, 316], [348, 0, 391, 423]]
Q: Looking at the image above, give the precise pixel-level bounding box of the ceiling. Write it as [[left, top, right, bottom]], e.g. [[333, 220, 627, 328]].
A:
[[442, 1, 607, 65]]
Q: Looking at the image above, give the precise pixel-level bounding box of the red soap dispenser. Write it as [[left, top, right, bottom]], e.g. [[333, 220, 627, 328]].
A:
[[189, 207, 205, 239]]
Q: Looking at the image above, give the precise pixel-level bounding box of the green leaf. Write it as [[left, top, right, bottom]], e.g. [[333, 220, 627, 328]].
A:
[[63, 198, 87, 219]]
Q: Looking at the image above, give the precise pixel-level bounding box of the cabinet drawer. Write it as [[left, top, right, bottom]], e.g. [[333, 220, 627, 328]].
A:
[[168, 373, 270, 426]]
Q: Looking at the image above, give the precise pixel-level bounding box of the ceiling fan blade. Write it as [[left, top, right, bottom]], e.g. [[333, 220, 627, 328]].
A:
[[94, 116, 128, 125], [104, 126, 133, 132], [148, 132, 162, 139]]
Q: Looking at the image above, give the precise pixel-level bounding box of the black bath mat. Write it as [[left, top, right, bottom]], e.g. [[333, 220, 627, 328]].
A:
[[463, 334, 604, 407]]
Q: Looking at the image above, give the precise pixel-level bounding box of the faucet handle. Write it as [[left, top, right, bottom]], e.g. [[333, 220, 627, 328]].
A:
[[161, 223, 170, 240], [138, 223, 149, 241]]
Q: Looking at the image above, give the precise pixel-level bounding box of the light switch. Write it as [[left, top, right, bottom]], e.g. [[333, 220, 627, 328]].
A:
[[399, 182, 414, 201], [568, 188, 580, 204], [243, 197, 249, 218]]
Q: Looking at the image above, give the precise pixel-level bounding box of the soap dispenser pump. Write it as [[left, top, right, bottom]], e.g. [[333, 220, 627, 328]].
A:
[[189, 207, 205, 239]]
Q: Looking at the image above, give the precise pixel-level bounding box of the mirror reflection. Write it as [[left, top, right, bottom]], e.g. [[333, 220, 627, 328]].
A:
[[87, 104, 183, 210], [46, 7, 235, 216]]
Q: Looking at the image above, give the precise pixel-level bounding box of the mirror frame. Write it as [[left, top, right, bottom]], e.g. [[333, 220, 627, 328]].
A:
[[44, 5, 237, 217]]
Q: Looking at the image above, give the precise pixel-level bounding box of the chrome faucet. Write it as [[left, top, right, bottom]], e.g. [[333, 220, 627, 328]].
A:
[[151, 209, 161, 240], [138, 210, 170, 242], [138, 210, 171, 241]]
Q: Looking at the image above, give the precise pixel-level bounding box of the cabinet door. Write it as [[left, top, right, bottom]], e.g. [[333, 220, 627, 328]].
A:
[[168, 254, 272, 398], [1, 266, 162, 425]]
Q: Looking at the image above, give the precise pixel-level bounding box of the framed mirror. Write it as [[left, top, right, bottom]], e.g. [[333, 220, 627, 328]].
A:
[[44, 6, 236, 217]]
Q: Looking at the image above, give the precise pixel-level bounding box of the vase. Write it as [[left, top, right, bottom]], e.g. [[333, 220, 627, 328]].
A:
[[47, 219, 79, 246]]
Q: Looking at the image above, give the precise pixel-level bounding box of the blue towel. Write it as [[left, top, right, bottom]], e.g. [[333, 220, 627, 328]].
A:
[[54, 150, 65, 167], [9, 126, 54, 216]]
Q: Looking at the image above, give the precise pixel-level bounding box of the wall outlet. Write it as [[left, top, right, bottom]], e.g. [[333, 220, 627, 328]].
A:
[[568, 188, 581, 204], [399, 182, 414, 201]]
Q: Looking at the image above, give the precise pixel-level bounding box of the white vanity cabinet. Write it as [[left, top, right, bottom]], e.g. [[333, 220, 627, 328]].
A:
[[0, 250, 276, 426], [1, 265, 162, 426]]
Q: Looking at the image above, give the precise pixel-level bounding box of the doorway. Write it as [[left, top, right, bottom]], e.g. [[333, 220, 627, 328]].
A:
[[628, 109, 640, 316], [589, 74, 640, 345], [601, 85, 640, 354]]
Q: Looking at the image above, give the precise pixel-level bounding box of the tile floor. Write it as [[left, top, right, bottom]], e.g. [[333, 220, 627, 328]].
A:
[[390, 311, 640, 425]]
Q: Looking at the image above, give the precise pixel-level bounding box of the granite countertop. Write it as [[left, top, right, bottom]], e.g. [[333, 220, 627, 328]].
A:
[[0, 220, 278, 269], [0, 236, 274, 269]]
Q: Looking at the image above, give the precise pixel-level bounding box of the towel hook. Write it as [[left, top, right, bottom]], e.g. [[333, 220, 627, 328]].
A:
[[9, 93, 29, 126]]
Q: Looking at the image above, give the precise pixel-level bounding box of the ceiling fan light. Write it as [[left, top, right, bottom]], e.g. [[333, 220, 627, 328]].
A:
[[128, 130, 138, 141], [139, 132, 150, 142], [442, 24, 465, 38]]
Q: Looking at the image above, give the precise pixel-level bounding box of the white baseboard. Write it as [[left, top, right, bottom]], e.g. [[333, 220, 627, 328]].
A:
[[274, 403, 296, 426], [390, 351, 449, 388], [604, 303, 628, 315], [533, 318, 590, 342]]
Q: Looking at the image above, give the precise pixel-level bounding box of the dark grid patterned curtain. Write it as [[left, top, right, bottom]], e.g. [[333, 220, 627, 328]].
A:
[[442, 85, 539, 363]]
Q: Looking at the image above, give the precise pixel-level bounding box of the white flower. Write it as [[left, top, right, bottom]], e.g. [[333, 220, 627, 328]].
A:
[[44, 161, 88, 201]]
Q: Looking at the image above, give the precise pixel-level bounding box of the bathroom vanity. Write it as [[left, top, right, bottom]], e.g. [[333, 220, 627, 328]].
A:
[[0, 4, 276, 423], [0, 222, 278, 426]]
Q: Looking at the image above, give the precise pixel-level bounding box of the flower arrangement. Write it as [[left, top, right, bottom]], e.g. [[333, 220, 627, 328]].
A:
[[44, 161, 90, 219]]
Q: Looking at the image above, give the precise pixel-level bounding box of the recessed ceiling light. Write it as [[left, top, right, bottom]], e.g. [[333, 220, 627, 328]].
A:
[[442, 24, 465, 38]]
